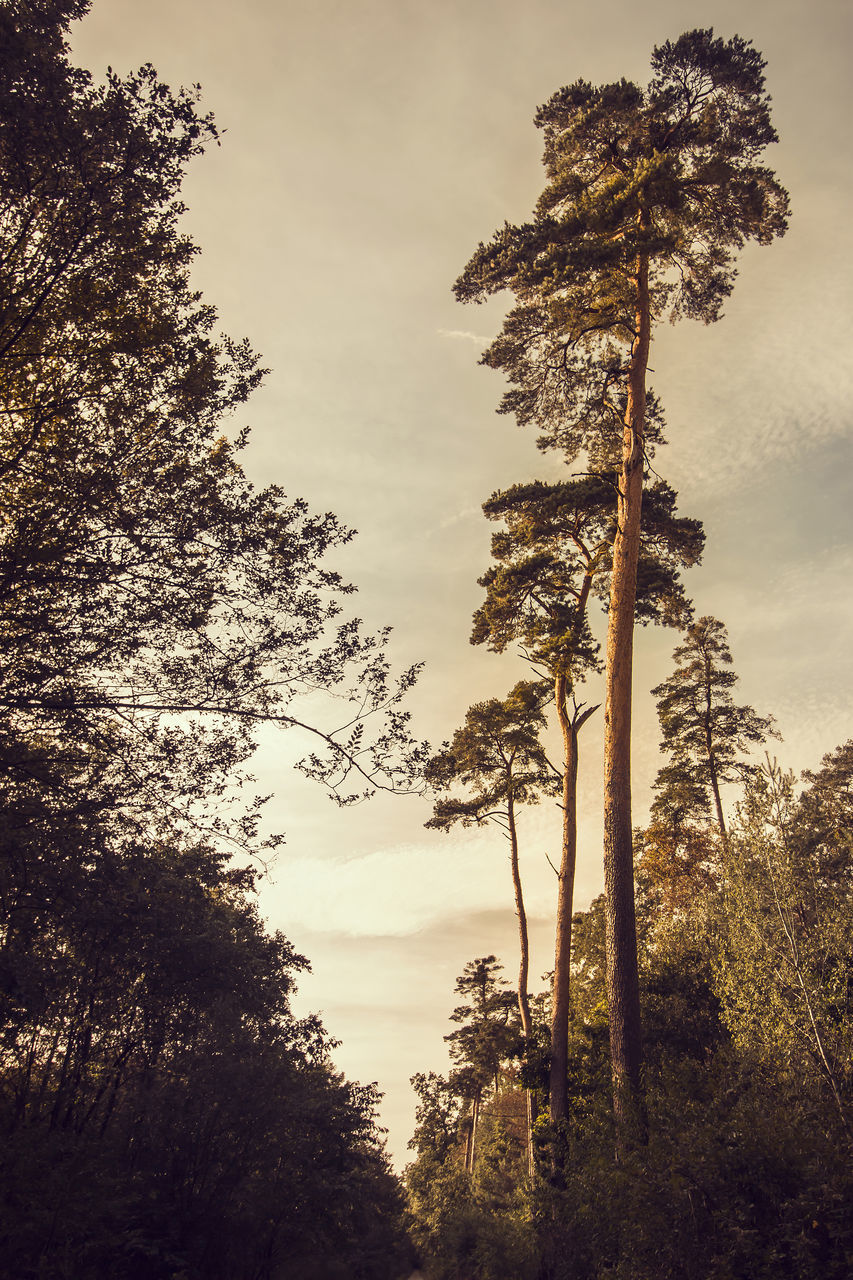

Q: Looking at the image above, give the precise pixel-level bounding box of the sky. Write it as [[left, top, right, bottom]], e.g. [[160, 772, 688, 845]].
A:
[[71, 0, 853, 1166]]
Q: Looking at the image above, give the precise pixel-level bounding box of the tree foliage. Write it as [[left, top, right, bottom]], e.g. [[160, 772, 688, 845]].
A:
[[455, 29, 789, 394], [0, 822, 413, 1279], [651, 616, 776, 837], [445, 957, 521, 1102], [717, 759, 853, 1138], [0, 6, 420, 1275], [0, 0, 427, 816], [406, 967, 536, 1280], [425, 683, 554, 834], [408, 748, 853, 1280], [425, 683, 553, 1058]]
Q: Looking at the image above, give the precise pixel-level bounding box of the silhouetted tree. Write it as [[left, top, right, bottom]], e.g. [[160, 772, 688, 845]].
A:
[[0, 0, 426, 823]]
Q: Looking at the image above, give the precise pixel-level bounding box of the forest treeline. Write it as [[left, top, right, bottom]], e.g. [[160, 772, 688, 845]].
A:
[[408, 26, 852, 1280], [0, 4, 419, 1276], [409, 678, 853, 1278]]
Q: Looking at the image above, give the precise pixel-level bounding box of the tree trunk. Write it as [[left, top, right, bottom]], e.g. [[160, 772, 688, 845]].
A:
[[602, 246, 649, 1137], [507, 793, 533, 1042], [549, 676, 597, 1170], [465, 1089, 481, 1173], [549, 670, 577, 1143], [507, 789, 535, 1176], [704, 655, 728, 845]]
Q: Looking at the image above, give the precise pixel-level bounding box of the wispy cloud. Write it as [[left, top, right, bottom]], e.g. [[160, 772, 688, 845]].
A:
[[437, 327, 491, 345], [438, 504, 481, 530], [264, 818, 572, 939]]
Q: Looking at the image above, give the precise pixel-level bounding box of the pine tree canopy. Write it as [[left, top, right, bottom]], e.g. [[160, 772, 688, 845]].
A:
[[454, 29, 789, 463]]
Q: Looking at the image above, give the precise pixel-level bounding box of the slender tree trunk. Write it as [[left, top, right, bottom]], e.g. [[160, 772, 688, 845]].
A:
[[463, 1111, 473, 1171], [507, 793, 533, 1042], [703, 656, 728, 845], [549, 676, 597, 1170], [549, 670, 577, 1141], [507, 789, 535, 1176], [465, 1089, 482, 1173], [602, 245, 649, 1136]]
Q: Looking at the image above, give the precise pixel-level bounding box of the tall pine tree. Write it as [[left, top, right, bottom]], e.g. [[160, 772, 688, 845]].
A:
[[455, 29, 788, 1125], [651, 616, 776, 843], [472, 476, 701, 1142]]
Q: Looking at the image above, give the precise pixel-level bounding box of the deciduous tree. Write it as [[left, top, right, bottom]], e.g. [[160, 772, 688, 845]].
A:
[[0, 10, 421, 1274], [0, 0, 426, 828]]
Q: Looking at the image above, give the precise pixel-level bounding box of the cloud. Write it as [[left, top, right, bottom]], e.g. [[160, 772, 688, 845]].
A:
[[437, 504, 482, 530], [263, 811, 591, 940], [265, 834, 505, 937], [437, 327, 491, 345]]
